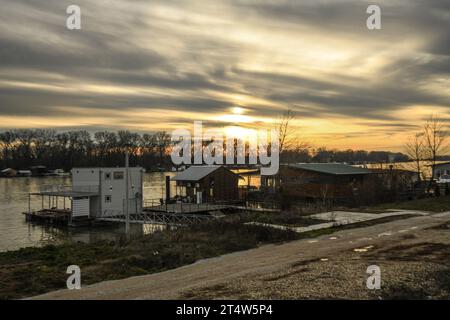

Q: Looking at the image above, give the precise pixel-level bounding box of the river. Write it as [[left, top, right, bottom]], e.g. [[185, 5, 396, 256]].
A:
[[0, 172, 177, 252]]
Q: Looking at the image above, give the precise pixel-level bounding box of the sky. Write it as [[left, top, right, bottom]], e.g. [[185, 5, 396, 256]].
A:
[[0, 0, 449, 151]]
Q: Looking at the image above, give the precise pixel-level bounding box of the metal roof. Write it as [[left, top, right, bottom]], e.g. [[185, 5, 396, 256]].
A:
[[431, 161, 450, 167], [30, 191, 99, 197], [172, 166, 222, 181], [288, 163, 371, 175]]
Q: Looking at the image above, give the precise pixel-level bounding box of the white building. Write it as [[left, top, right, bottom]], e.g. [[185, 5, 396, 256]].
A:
[[71, 167, 144, 218]]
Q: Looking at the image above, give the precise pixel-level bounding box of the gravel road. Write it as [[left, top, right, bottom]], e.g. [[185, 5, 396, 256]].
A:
[[32, 211, 450, 299]]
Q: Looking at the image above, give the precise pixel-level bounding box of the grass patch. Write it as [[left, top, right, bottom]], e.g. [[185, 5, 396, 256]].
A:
[[0, 216, 298, 300], [368, 195, 450, 213]]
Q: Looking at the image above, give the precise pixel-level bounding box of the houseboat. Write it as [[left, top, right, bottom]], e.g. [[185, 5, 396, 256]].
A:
[[25, 167, 144, 226]]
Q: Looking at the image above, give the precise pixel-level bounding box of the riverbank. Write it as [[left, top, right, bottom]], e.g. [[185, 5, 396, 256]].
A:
[[0, 210, 425, 299], [32, 211, 450, 300], [0, 216, 300, 299], [3, 196, 450, 299]]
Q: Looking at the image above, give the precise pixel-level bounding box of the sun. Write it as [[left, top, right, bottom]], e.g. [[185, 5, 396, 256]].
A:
[[232, 107, 245, 115], [223, 126, 256, 139]]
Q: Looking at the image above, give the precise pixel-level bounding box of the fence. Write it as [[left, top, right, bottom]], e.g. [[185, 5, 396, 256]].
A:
[[39, 185, 100, 194]]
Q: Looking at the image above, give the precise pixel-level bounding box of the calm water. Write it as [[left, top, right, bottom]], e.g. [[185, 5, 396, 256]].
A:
[[0, 172, 177, 252]]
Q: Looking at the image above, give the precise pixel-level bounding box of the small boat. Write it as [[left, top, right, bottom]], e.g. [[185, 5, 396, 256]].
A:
[[17, 170, 32, 177], [46, 169, 70, 176], [1, 168, 17, 177]]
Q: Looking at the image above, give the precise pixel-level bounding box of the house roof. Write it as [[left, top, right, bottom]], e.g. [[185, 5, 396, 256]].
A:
[[172, 166, 222, 181], [431, 161, 450, 167], [288, 163, 371, 175]]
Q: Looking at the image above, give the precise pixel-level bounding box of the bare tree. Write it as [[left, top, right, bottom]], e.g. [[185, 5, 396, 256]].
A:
[[154, 131, 171, 164], [405, 132, 425, 181], [423, 115, 449, 175], [275, 107, 296, 154]]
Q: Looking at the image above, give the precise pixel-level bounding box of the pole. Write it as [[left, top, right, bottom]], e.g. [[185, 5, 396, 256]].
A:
[[125, 151, 130, 236]]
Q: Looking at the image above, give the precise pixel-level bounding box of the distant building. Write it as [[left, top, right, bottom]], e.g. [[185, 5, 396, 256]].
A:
[[172, 166, 240, 203], [431, 162, 450, 179]]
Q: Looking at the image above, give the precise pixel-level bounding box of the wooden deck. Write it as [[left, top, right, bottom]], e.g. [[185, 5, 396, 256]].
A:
[[23, 209, 92, 227]]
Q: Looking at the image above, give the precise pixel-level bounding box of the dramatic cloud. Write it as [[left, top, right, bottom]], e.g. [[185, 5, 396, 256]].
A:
[[0, 0, 449, 150]]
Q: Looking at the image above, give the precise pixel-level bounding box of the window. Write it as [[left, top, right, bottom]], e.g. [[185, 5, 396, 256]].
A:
[[113, 171, 124, 180], [105, 195, 112, 203], [105, 172, 111, 180]]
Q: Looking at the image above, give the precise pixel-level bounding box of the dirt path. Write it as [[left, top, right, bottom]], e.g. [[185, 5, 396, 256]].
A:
[[32, 212, 450, 300]]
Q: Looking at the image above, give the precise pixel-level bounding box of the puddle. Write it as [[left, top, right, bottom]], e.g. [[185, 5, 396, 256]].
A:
[[308, 240, 319, 243], [320, 258, 329, 262], [329, 237, 338, 240]]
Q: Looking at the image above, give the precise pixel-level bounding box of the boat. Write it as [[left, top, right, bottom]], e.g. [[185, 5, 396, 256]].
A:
[[0, 168, 17, 177], [46, 169, 70, 176], [17, 170, 32, 177]]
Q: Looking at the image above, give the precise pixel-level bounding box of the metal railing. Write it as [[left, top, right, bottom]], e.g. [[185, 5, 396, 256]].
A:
[[98, 210, 215, 226], [39, 185, 100, 194], [143, 199, 235, 214]]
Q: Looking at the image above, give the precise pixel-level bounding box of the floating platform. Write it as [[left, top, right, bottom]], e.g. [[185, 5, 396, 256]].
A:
[[23, 209, 93, 227]]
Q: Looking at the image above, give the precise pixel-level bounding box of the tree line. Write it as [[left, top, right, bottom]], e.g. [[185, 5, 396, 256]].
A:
[[0, 129, 172, 171], [0, 128, 414, 172]]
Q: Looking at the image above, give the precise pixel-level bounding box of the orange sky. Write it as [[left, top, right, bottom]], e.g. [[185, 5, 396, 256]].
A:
[[0, 0, 449, 152]]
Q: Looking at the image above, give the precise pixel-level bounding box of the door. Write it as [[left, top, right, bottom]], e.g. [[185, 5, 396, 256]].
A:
[[72, 197, 90, 217], [196, 191, 202, 204]]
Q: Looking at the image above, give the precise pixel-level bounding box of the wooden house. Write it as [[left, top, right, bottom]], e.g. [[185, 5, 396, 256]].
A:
[[278, 163, 372, 201], [172, 166, 240, 203]]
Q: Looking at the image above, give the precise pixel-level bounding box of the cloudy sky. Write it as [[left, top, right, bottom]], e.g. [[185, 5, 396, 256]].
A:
[[0, 0, 449, 151]]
